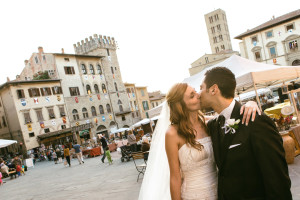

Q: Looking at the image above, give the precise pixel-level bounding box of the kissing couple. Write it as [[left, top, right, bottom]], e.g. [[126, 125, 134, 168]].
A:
[[139, 67, 292, 200]]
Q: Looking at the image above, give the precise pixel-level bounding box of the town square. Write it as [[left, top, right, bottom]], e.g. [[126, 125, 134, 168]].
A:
[[1, 0, 300, 199]]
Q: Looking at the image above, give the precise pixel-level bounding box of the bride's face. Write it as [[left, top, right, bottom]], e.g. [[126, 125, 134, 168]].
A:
[[183, 86, 201, 111]]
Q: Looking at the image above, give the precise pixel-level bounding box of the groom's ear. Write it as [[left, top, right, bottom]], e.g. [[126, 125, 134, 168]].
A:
[[210, 84, 218, 95]]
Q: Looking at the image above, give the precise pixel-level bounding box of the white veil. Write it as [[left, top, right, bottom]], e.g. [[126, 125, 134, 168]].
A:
[[138, 102, 171, 200]]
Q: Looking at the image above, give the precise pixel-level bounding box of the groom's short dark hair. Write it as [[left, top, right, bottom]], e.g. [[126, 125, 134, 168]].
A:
[[204, 67, 236, 99]]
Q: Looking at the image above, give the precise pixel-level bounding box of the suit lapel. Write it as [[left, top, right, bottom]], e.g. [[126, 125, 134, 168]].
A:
[[220, 101, 243, 166]]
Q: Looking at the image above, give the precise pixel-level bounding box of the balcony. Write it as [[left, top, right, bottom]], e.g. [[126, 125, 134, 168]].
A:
[[115, 109, 131, 116]]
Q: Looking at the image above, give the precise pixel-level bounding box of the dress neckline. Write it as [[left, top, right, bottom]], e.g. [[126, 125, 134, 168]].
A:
[[179, 136, 211, 152]]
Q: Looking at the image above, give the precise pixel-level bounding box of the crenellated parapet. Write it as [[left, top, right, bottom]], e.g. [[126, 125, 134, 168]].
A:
[[73, 34, 117, 55]]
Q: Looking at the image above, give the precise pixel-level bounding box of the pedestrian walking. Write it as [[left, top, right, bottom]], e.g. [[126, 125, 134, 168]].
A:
[[56, 148, 62, 163], [52, 151, 57, 164], [73, 143, 84, 164], [99, 134, 108, 163], [63, 145, 71, 167]]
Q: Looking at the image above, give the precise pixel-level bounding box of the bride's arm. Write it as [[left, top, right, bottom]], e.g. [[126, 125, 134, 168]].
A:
[[165, 127, 182, 200]]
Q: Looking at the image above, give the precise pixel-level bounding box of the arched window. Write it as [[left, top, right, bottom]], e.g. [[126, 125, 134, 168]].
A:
[[82, 107, 89, 118], [91, 106, 97, 116], [81, 64, 87, 74], [86, 85, 91, 94], [118, 100, 122, 104], [72, 109, 79, 120], [106, 104, 111, 113], [114, 82, 118, 91], [119, 105, 123, 112], [111, 66, 114, 74], [94, 84, 100, 94], [99, 105, 104, 114], [97, 64, 102, 75], [89, 64, 95, 75], [102, 84, 107, 93]]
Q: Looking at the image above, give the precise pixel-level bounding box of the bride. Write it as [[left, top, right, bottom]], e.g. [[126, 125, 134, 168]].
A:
[[138, 83, 259, 200]]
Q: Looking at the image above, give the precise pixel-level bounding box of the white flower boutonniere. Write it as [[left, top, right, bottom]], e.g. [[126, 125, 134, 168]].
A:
[[222, 119, 240, 134]]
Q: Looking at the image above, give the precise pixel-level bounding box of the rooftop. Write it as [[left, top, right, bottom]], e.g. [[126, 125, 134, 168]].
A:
[[0, 79, 61, 90], [235, 9, 300, 40]]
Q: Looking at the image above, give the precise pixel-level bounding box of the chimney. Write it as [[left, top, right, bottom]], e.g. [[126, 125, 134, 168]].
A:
[[7, 77, 10, 82], [61, 48, 65, 54], [38, 46, 44, 54]]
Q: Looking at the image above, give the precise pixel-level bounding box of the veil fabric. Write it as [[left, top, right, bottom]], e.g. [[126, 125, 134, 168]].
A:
[[138, 102, 171, 200]]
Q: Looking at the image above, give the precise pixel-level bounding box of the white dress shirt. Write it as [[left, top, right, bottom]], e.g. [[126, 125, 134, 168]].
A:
[[219, 99, 236, 121]]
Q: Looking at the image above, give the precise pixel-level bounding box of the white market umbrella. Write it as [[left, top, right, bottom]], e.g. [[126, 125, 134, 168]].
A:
[[0, 139, 17, 148]]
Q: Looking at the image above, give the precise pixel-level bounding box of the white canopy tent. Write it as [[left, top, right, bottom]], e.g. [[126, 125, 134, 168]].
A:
[[110, 128, 129, 135], [183, 55, 300, 110], [0, 139, 17, 148]]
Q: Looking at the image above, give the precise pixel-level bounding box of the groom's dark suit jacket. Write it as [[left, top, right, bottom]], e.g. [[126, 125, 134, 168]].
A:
[[207, 101, 292, 200]]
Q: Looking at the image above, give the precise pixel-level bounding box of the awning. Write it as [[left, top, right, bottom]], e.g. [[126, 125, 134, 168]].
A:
[[79, 129, 90, 136], [110, 128, 129, 135], [0, 139, 17, 148], [37, 128, 72, 139]]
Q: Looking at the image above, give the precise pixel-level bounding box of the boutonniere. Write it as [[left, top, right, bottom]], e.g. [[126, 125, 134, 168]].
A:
[[222, 119, 240, 134]]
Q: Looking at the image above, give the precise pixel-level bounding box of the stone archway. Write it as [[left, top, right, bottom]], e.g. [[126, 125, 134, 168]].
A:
[[292, 59, 300, 66]]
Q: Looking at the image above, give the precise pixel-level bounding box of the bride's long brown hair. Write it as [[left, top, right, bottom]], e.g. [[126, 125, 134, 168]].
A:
[[167, 83, 207, 150]]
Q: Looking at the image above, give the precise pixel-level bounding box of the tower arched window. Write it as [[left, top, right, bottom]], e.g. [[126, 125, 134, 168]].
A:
[[114, 82, 118, 91], [82, 107, 89, 118], [86, 85, 91, 94], [91, 106, 97, 116], [72, 109, 79, 120], [119, 105, 123, 112], [89, 64, 95, 75], [102, 84, 107, 93], [97, 65, 102, 75], [106, 104, 112, 113], [94, 84, 100, 94], [118, 100, 122, 104], [81, 64, 87, 74], [99, 105, 104, 114]]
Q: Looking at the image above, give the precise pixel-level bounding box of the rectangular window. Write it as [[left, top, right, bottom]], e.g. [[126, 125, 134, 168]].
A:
[[142, 101, 149, 111], [44, 128, 50, 133], [43, 55, 46, 61], [219, 35, 223, 41], [47, 107, 55, 119], [59, 106, 66, 117], [266, 31, 273, 38], [64, 58, 70, 61], [134, 101, 138, 110], [69, 87, 80, 96], [40, 87, 52, 96], [132, 112, 135, 118], [205, 57, 209, 63], [141, 89, 145, 96], [28, 88, 40, 97], [156, 102, 159, 106], [251, 36, 258, 43], [0, 120, 2, 128], [286, 24, 294, 32], [24, 112, 32, 124], [17, 89, 25, 99], [35, 57, 38, 63], [217, 24, 221, 31], [122, 115, 126, 121], [136, 111, 139, 117], [152, 103, 155, 108], [255, 51, 261, 60], [35, 109, 44, 121], [211, 27, 215, 33], [269, 47, 276, 58], [52, 86, 63, 94], [29, 132, 35, 137], [61, 125, 66, 129], [64, 66, 75, 75], [2, 116, 7, 127], [107, 49, 110, 56]]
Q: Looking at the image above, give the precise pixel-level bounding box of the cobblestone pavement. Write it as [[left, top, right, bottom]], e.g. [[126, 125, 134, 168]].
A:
[[1, 152, 300, 200]]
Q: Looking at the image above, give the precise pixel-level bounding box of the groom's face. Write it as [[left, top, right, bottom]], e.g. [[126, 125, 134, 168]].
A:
[[199, 81, 212, 109]]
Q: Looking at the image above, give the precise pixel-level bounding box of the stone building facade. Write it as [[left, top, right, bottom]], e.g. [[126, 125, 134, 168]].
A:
[[135, 86, 151, 119], [124, 83, 142, 124], [148, 91, 166, 108], [0, 80, 71, 152], [15, 34, 134, 144], [235, 9, 300, 66]]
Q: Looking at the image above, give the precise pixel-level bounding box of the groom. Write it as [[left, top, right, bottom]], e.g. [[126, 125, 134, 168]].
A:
[[200, 67, 292, 200]]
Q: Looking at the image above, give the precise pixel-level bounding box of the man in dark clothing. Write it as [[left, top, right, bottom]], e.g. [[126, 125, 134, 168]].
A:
[[99, 134, 108, 163]]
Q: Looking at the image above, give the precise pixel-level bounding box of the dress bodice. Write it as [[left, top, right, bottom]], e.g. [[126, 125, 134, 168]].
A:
[[178, 137, 218, 200]]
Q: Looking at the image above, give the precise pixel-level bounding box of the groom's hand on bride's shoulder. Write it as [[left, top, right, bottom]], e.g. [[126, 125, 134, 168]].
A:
[[240, 101, 261, 126]]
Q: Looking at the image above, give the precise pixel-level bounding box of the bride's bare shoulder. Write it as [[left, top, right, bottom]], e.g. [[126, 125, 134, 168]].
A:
[[166, 125, 179, 138]]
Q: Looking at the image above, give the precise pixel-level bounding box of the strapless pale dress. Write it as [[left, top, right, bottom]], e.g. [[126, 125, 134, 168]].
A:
[[178, 137, 218, 200]]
